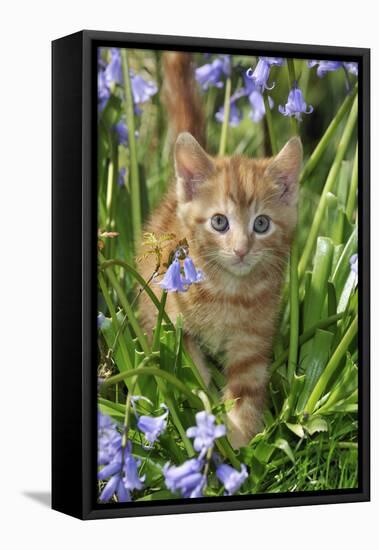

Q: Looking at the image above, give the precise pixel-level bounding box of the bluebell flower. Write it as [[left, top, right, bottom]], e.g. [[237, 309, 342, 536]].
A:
[[98, 459, 123, 480], [99, 472, 129, 502], [131, 73, 158, 104], [249, 90, 273, 123], [98, 428, 121, 467], [159, 258, 187, 292], [241, 72, 274, 122], [98, 70, 110, 101], [137, 404, 169, 447], [246, 57, 283, 92], [115, 480, 131, 503], [123, 448, 145, 490], [104, 48, 123, 86], [98, 48, 106, 71], [97, 312, 106, 329], [261, 57, 284, 66], [113, 120, 129, 146], [98, 69, 110, 113], [183, 256, 204, 284], [98, 409, 113, 431], [158, 251, 204, 292], [220, 55, 231, 77], [98, 445, 145, 501], [103, 48, 157, 108], [195, 55, 231, 90], [226, 73, 273, 124], [308, 60, 343, 77], [163, 458, 206, 498], [246, 59, 271, 91], [350, 253, 358, 276], [186, 411, 226, 454], [344, 62, 358, 76], [216, 463, 248, 495], [97, 412, 144, 502], [118, 167, 126, 187], [98, 411, 121, 466], [215, 101, 243, 127], [279, 83, 313, 122]]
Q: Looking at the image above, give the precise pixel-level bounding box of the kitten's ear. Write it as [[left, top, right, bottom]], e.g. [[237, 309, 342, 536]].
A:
[[264, 137, 303, 205], [175, 132, 215, 202]]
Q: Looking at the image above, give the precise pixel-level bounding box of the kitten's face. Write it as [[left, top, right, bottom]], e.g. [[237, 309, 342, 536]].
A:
[[175, 133, 302, 279]]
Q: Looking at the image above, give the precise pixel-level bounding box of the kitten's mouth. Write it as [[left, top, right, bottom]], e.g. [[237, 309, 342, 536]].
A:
[[226, 258, 254, 276]]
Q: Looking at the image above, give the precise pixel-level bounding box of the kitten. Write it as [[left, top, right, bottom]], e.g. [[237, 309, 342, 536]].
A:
[[138, 53, 302, 448]]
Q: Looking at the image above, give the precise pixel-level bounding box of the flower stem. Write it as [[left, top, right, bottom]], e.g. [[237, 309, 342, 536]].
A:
[[346, 144, 358, 221], [286, 58, 299, 136], [105, 151, 114, 227], [300, 83, 357, 183], [304, 315, 358, 414], [152, 291, 168, 351], [218, 77, 232, 156], [287, 235, 299, 382], [121, 49, 141, 245], [121, 376, 137, 450], [263, 93, 277, 155], [284, 58, 300, 383], [298, 95, 358, 279]]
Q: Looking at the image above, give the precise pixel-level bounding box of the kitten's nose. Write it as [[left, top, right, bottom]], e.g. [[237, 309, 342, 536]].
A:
[[233, 247, 248, 259]]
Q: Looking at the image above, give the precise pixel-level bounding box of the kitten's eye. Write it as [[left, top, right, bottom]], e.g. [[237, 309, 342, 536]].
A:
[[253, 215, 271, 234], [211, 214, 229, 232]]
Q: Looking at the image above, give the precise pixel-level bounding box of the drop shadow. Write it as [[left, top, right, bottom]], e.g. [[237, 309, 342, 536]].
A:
[[22, 491, 51, 508]]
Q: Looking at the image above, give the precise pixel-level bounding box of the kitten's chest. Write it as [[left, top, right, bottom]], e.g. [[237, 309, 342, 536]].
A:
[[176, 277, 279, 354]]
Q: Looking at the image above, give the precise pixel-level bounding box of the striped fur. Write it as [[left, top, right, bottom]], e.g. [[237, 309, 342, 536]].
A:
[[137, 53, 302, 448]]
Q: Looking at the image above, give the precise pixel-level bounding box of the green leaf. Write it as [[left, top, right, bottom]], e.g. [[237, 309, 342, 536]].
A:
[[326, 192, 344, 244], [248, 455, 267, 484], [285, 422, 305, 439], [317, 356, 358, 414], [137, 490, 177, 502], [303, 237, 334, 331], [304, 416, 329, 435], [338, 271, 357, 313], [254, 441, 276, 463], [159, 330, 176, 374], [327, 282, 338, 318], [299, 237, 334, 374], [274, 438, 295, 464], [98, 401, 125, 419], [336, 160, 352, 207], [331, 227, 357, 300], [296, 329, 334, 413]]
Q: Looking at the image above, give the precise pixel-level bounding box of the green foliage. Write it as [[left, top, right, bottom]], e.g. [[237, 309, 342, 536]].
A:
[[97, 49, 358, 501]]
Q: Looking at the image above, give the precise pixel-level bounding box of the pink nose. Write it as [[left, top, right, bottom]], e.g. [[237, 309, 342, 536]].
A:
[[233, 247, 248, 259]]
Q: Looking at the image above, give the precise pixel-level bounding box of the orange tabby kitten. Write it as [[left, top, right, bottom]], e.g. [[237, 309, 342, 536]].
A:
[[138, 53, 302, 448]]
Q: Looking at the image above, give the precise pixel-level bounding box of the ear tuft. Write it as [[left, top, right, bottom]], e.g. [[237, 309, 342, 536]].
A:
[[175, 132, 215, 202], [264, 137, 303, 205]]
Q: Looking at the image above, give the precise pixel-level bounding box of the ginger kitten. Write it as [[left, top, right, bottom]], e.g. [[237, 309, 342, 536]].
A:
[[138, 53, 302, 448]]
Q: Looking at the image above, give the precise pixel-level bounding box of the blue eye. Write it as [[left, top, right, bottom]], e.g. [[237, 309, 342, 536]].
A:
[[253, 215, 271, 234], [211, 214, 229, 232]]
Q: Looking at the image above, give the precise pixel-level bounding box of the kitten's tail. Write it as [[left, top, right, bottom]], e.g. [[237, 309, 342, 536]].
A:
[[162, 52, 206, 148]]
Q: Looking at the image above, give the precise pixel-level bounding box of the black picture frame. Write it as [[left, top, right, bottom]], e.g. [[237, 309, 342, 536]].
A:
[[52, 30, 370, 520]]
